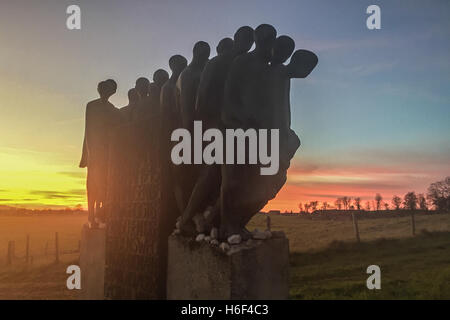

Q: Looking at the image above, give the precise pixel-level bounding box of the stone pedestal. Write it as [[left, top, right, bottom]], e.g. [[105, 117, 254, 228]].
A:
[[79, 224, 105, 300], [167, 234, 289, 300]]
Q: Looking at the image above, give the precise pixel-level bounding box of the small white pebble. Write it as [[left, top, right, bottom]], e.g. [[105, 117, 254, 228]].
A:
[[195, 234, 205, 242], [219, 242, 230, 251], [211, 239, 219, 246], [203, 207, 212, 219], [252, 230, 268, 240], [228, 234, 242, 245], [210, 228, 219, 239], [204, 236, 211, 242]]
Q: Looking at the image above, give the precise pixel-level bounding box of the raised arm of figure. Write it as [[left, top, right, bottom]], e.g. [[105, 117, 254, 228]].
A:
[[287, 49, 318, 79]]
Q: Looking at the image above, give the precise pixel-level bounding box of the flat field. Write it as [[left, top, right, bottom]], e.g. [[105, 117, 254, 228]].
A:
[[0, 212, 449, 299]]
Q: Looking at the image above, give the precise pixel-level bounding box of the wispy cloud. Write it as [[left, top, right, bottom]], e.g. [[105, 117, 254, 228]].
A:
[[29, 190, 84, 200], [58, 171, 86, 180]]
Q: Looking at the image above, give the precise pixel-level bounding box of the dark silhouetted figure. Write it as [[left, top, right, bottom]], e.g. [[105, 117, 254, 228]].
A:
[[133, 77, 150, 122], [268, 38, 318, 175], [216, 37, 234, 56], [148, 69, 169, 112], [161, 56, 188, 136], [174, 41, 210, 217], [178, 26, 255, 234], [218, 26, 318, 240], [219, 24, 278, 239], [160, 54, 188, 225], [79, 79, 121, 227], [135, 77, 150, 100], [120, 88, 139, 122], [177, 41, 211, 131]]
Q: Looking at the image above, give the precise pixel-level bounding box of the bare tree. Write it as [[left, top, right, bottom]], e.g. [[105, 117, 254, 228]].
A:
[[309, 201, 318, 212], [354, 197, 361, 211], [365, 201, 371, 211], [298, 202, 303, 213], [403, 191, 418, 211], [417, 193, 427, 210], [304, 203, 310, 214], [391, 195, 402, 210], [335, 198, 343, 210], [384, 203, 389, 210], [342, 196, 351, 210], [321, 201, 328, 211], [375, 193, 383, 211], [427, 177, 450, 211]]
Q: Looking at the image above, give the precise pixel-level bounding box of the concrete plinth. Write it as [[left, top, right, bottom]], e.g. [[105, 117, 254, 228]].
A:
[[167, 233, 289, 300], [79, 224, 105, 300]]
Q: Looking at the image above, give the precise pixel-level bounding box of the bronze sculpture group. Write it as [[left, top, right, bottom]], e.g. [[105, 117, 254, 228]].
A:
[[80, 24, 318, 244]]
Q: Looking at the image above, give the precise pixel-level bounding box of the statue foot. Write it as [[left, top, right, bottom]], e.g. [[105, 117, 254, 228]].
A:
[[192, 213, 207, 234], [219, 225, 253, 242], [89, 221, 99, 229], [179, 220, 197, 236]]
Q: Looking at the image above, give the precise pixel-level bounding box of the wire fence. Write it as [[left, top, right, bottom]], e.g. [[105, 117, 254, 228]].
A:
[[5, 232, 80, 266]]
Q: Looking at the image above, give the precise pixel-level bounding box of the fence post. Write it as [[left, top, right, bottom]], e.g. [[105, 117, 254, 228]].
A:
[[411, 210, 416, 236], [26, 234, 30, 264], [11, 240, 15, 258], [266, 215, 271, 231], [6, 241, 12, 266], [55, 232, 60, 263], [352, 212, 361, 243]]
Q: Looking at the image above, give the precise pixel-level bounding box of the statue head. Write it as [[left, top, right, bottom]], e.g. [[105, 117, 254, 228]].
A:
[[271, 35, 295, 65], [128, 88, 139, 105], [233, 26, 254, 54], [192, 41, 211, 64], [216, 37, 234, 55], [169, 55, 188, 76], [254, 24, 277, 62], [153, 69, 169, 87], [287, 49, 318, 78], [135, 77, 150, 98], [98, 79, 117, 100]]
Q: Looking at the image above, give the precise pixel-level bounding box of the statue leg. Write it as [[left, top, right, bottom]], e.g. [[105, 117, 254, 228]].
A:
[[219, 164, 245, 239], [171, 164, 186, 215], [179, 165, 220, 234], [87, 168, 98, 228], [87, 195, 95, 227]]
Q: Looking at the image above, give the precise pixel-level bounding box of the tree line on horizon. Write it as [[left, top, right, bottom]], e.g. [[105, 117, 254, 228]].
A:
[[296, 176, 450, 214]]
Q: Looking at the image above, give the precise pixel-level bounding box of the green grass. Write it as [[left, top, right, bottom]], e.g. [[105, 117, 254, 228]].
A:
[[288, 231, 450, 299]]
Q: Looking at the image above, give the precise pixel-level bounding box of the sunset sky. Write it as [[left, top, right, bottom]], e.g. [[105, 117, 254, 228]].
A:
[[0, 0, 449, 210]]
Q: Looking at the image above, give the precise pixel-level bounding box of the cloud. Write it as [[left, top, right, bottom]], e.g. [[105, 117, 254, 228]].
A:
[[302, 193, 345, 199], [69, 189, 86, 196], [29, 190, 84, 200], [58, 171, 86, 180]]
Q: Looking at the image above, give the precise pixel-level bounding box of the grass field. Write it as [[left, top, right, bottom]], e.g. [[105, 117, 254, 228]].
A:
[[0, 213, 85, 300], [0, 212, 449, 299]]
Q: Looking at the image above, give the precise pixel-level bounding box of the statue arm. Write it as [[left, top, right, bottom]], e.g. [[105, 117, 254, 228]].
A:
[[79, 104, 90, 168], [287, 50, 318, 79]]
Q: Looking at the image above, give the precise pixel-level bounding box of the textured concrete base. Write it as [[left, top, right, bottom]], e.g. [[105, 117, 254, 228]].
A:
[[167, 234, 289, 300], [79, 224, 105, 300]]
